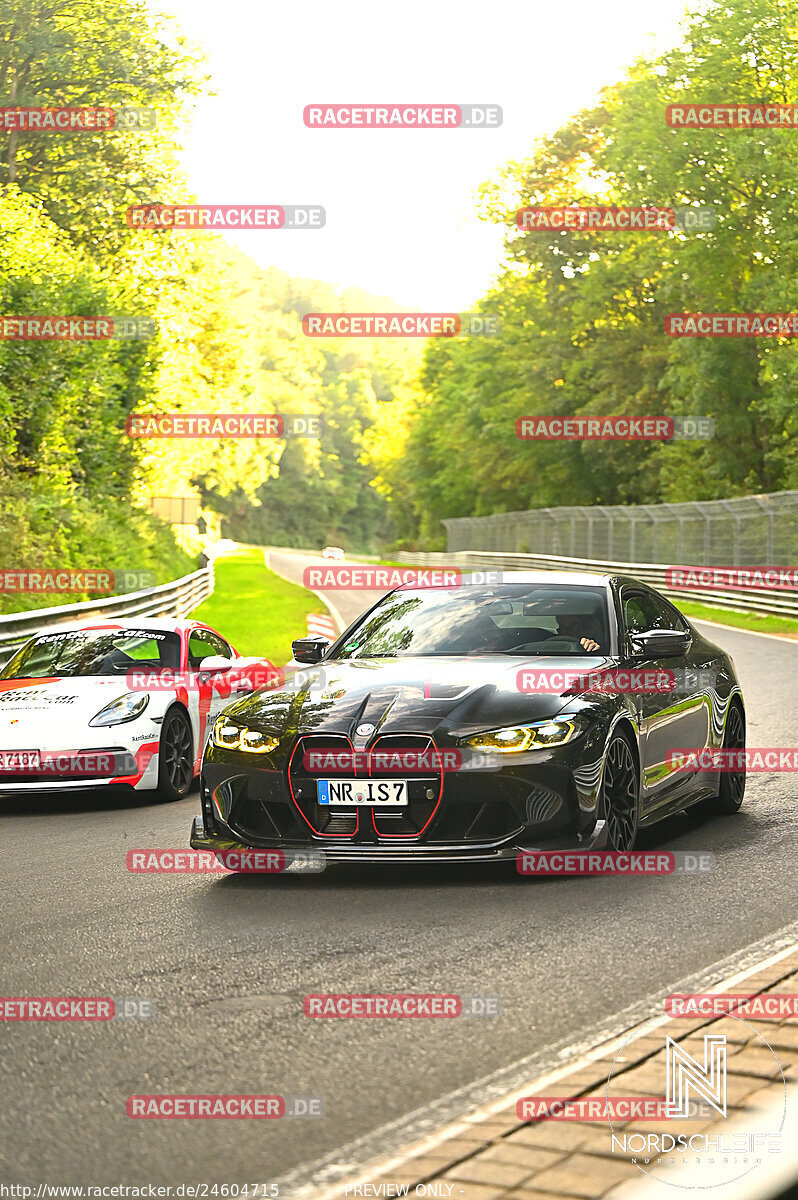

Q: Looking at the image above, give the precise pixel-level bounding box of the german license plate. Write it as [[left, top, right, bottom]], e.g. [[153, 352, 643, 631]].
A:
[[317, 779, 408, 806], [0, 750, 41, 773]]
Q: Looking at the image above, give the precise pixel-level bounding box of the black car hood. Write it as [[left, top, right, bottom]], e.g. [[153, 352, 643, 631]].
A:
[[223, 654, 612, 740]]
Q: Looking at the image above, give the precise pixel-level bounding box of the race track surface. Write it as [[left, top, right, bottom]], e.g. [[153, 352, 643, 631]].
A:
[[1, 548, 795, 1186]]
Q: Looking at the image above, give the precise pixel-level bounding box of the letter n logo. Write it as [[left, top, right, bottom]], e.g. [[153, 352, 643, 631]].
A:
[[666, 1034, 726, 1118]]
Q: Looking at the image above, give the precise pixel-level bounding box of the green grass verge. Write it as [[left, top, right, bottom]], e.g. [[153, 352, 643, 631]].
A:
[[371, 558, 435, 570], [191, 549, 325, 664], [677, 600, 798, 636]]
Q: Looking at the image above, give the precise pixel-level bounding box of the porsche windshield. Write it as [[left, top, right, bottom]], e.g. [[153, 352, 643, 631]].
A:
[[0, 629, 181, 679], [333, 584, 611, 658]]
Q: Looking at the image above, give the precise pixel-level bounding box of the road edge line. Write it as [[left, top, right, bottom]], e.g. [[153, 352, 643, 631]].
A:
[[299, 932, 798, 1200]]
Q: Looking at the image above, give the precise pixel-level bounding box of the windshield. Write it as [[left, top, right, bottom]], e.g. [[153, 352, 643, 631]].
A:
[[333, 584, 611, 658], [0, 629, 182, 679]]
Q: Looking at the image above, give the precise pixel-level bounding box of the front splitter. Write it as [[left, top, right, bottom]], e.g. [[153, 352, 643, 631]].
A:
[[188, 816, 607, 865]]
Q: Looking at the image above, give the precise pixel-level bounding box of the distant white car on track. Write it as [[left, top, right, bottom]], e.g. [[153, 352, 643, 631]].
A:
[[0, 618, 277, 800], [321, 546, 345, 560]]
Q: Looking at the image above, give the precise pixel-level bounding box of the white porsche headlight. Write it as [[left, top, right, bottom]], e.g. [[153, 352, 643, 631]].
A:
[[89, 692, 150, 727], [212, 718, 279, 754]]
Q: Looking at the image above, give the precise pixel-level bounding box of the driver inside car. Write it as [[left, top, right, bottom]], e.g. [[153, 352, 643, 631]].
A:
[[472, 614, 602, 653], [520, 595, 606, 653], [554, 613, 602, 653], [473, 619, 551, 653]]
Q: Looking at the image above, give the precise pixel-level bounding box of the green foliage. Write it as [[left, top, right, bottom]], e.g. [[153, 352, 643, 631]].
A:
[[391, 0, 798, 543], [0, 0, 207, 602], [0, 0, 422, 585], [198, 249, 422, 552], [0, 0, 205, 257]]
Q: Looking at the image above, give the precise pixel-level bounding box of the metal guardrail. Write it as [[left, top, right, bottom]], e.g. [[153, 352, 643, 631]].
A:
[[395, 550, 798, 619], [0, 563, 214, 662]]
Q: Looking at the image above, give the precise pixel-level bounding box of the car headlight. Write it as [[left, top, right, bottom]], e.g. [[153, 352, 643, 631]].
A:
[[212, 718, 279, 754], [89, 692, 149, 727], [459, 719, 577, 753]]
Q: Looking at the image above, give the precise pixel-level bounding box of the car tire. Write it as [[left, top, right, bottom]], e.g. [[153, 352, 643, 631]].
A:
[[706, 700, 746, 815], [601, 729, 640, 850], [155, 706, 194, 801]]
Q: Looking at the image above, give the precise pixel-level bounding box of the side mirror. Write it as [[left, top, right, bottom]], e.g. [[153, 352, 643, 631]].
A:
[[198, 655, 233, 673], [629, 629, 692, 659], [292, 636, 330, 664]]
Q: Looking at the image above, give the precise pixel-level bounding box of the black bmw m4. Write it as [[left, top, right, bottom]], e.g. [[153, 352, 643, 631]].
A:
[[190, 572, 745, 862]]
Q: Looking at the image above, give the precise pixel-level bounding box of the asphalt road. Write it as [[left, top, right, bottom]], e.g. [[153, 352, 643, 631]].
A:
[[1, 549, 796, 1189]]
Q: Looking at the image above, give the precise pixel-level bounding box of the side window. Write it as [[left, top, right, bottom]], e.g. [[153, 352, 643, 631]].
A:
[[188, 630, 229, 668], [623, 591, 688, 636], [209, 631, 232, 659], [623, 595, 652, 634]]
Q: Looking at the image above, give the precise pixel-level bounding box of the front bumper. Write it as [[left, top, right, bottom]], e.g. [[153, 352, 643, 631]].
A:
[[0, 777, 135, 793], [189, 813, 608, 863], [192, 728, 610, 862], [0, 740, 161, 793]]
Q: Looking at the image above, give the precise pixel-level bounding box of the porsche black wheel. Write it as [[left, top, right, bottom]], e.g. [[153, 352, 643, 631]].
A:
[[155, 707, 194, 801], [709, 701, 746, 814], [601, 732, 640, 851]]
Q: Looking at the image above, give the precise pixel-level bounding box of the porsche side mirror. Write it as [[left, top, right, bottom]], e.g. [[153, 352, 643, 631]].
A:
[[629, 629, 692, 659], [198, 655, 233, 673], [292, 637, 330, 664]]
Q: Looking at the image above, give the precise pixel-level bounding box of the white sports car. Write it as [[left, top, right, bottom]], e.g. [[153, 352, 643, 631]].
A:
[[0, 618, 277, 800]]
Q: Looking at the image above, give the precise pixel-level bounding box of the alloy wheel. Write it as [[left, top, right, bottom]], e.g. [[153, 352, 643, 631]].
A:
[[719, 702, 746, 811], [163, 711, 193, 795], [602, 734, 639, 851]]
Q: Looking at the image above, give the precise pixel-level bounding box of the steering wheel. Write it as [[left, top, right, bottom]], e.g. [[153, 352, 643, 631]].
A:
[[103, 649, 137, 673], [472, 628, 512, 652], [529, 636, 585, 651]]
